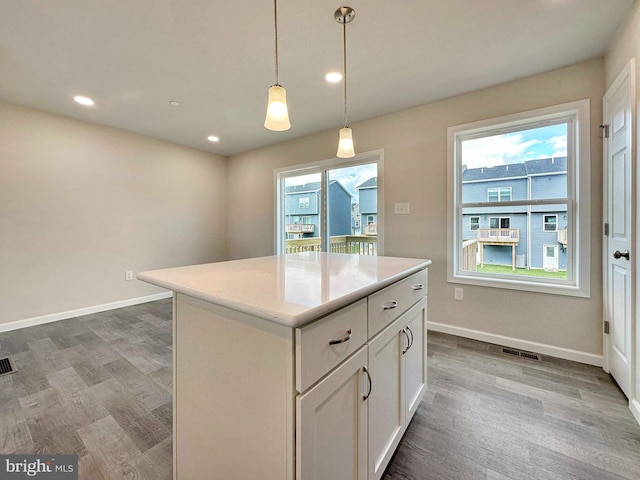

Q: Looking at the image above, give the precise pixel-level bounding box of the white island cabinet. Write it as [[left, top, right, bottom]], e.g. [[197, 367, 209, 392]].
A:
[[138, 252, 431, 480]]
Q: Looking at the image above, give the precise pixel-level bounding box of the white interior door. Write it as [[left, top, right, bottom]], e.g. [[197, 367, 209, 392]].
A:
[[604, 60, 634, 398]]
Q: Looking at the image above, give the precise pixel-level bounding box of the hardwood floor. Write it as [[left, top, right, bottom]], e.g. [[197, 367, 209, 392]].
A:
[[385, 332, 640, 480], [1, 299, 639, 479]]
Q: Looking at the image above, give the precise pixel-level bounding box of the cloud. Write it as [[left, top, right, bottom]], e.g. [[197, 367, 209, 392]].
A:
[[462, 133, 540, 168], [547, 135, 567, 157]]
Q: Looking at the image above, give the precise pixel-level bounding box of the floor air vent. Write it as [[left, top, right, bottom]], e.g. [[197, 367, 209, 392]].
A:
[[0, 357, 17, 376], [501, 347, 540, 361]]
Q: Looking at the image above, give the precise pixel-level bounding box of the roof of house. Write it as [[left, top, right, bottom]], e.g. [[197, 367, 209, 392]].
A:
[[462, 157, 567, 182], [284, 180, 352, 197], [356, 177, 377, 189]]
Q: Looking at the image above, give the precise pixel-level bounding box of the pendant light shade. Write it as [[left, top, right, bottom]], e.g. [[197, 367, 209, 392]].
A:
[[335, 7, 355, 158], [337, 127, 355, 158], [265, 0, 291, 131], [265, 85, 291, 131]]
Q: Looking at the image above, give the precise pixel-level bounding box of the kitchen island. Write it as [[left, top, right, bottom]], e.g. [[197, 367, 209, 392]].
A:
[[138, 252, 431, 480]]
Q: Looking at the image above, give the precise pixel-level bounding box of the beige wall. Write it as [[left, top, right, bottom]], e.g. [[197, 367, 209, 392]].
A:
[[0, 101, 228, 326], [228, 59, 605, 357], [605, 0, 640, 415]]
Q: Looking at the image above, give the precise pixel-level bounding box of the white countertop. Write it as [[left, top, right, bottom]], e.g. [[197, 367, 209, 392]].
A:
[[138, 253, 431, 327]]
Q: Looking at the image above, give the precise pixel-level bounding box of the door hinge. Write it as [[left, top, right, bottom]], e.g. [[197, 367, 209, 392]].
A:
[[604, 320, 610, 334], [604, 222, 609, 236], [600, 124, 609, 139]]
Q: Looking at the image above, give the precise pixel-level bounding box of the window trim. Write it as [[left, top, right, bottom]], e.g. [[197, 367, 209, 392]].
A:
[[447, 99, 591, 297], [274, 150, 385, 255], [489, 216, 511, 229], [469, 216, 480, 231], [543, 214, 558, 232], [487, 186, 512, 202], [298, 196, 310, 209]]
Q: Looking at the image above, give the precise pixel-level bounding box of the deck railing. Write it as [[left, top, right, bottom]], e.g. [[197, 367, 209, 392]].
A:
[[286, 235, 378, 255], [363, 224, 377, 236], [286, 224, 315, 234], [557, 229, 567, 247], [477, 228, 519, 243]]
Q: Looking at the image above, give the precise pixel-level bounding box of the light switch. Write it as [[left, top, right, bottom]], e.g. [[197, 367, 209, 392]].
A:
[[394, 203, 410, 214]]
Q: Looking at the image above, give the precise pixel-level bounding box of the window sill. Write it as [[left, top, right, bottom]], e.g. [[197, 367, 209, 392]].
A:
[[448, 272, 590, 298]]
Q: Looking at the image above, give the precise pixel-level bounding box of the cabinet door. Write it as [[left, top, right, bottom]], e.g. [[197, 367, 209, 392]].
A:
[[367, 319, 405, 480], [403, 298, 427, 421], [297, 346, 369, 480]]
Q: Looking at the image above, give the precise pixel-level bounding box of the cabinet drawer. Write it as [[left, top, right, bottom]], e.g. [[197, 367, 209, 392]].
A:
[[368, 269, 427, 337], [296, 298, 368, 392]]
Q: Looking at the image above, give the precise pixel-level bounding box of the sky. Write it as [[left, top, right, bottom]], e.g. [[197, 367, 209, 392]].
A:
[[284, 162, 377, 199], [462, 123, 567, 169]]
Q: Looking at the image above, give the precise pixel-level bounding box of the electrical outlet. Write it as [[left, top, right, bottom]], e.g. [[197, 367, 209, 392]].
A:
[[125, 270, 134, 281], [394, 203, 410, 215], [454, 287, 463, 301]]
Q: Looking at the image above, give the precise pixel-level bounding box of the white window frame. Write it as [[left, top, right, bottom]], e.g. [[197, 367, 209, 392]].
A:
[[447, 99, 591, 297], [275, 150, 384, 255], [543, 214, 558, 232], [487, 186, 512, 202], [469, 216, 480, 231], [489, 217, 511, 229], [298, 196, 310, 209]]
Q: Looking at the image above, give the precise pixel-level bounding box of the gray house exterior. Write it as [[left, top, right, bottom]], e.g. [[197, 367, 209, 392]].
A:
[[284, 180, 352, 238], [462, 157, 567, 271]]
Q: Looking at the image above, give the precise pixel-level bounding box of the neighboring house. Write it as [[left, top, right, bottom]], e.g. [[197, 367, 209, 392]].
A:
[[356, 177, 378, 235], [284, 180, 352, 238], [462, 157, 567, 271], [351, 202, 361, 235]]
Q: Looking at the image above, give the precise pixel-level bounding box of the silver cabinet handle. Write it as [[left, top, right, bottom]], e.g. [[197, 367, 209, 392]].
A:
[[382, 301, 398, 310], [362, 366, 372, 401], [401, 328, 410, 355], [406, 325, 414, 350], [613, 250, 630, 260], [411, 284, 424, 291], [329, 329, 352, 346]]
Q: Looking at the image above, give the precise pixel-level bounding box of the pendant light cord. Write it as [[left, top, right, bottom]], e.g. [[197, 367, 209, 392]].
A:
[[274, 0, 279, 85], [343, 19, 348, 127]]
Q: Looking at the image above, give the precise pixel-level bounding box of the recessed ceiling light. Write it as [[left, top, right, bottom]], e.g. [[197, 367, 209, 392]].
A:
[[169, 100, 180, 106], [207, 135, 220, 142], [73, 95, 95, 106], [325, 72, 343, 83]]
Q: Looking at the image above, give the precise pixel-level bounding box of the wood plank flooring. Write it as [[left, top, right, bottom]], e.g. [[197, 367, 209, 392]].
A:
[[1, 299, 639, 479]]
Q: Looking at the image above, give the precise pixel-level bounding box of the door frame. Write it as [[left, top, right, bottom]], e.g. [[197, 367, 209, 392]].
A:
[[543, 244, 559, 272], [602, 59, 636, 407]]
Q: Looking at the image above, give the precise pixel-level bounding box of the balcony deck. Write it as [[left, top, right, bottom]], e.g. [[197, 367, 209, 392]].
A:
[[286, 224, 315, 234], [476, 228, 520, 271]]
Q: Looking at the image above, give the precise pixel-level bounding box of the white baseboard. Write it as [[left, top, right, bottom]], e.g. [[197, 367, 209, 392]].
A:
[[0, 292, 173, 333], [631, 399, 640, 426], [428, 321, 603, 367]]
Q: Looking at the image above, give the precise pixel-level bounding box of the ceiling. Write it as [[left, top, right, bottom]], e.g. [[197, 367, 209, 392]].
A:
[[0, 0, 634, 156]]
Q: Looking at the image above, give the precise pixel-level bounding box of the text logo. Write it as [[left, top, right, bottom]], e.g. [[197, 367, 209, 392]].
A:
[[0, 455, 78, 480]]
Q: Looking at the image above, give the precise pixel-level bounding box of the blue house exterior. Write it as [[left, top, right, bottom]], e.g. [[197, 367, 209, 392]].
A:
[[356, 177, 377, 234], [462, 157, 567, 271], [284, 181, 352, 238]]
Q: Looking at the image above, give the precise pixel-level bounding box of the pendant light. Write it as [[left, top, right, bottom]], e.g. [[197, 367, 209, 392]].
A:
[[264, 0, 291, 131], [335, 6, 355, 158]]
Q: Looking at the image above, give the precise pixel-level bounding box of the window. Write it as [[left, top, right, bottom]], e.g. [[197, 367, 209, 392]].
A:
[[487, 187, 511, 202], [276, 151, 384, 255], [543, 215, 557, 232], [448, 100, 591, 297], [489, 217, 510, 229]]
